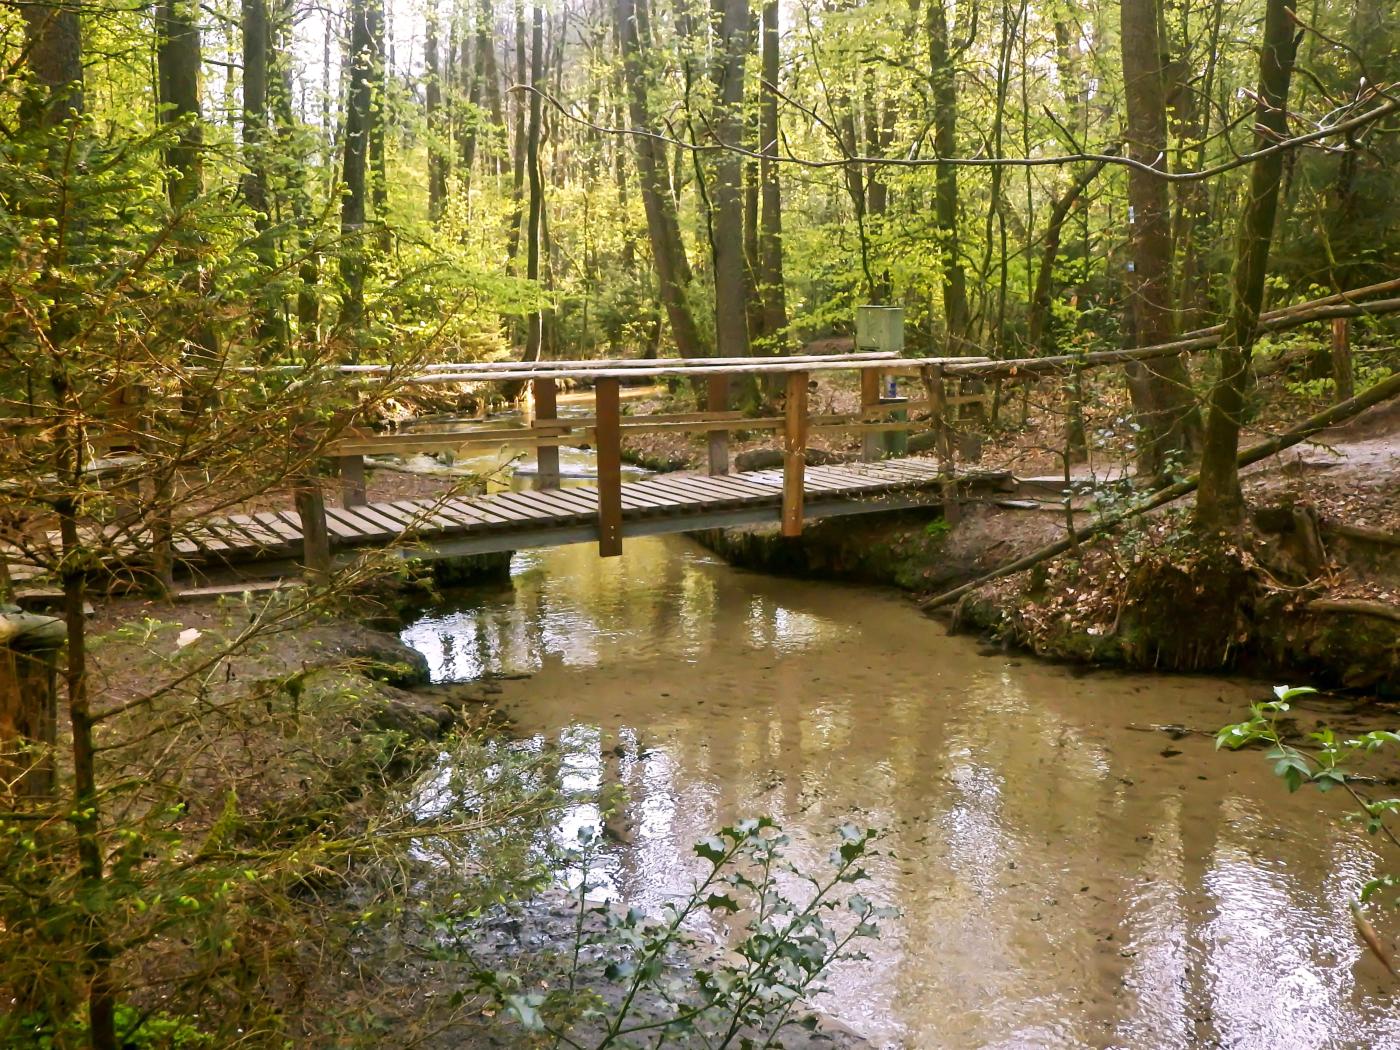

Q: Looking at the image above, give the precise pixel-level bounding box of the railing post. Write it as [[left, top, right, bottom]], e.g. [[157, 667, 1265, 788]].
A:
[[707, 374, 729, 475], [595, 377, 623, 557], [338, 453, 367, 507], [782, 370, 809, 537], [295, 476, 332, 584], [143, 393, 175, 597], [0, 611, 64, 802], [1331, 317, 1354, 402], [924, 364, 959, 524], [860, 367, 882, 462], [534, 376, 562, 489]]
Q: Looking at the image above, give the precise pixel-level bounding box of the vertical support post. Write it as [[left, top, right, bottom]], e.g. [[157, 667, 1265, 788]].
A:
[[782, 370, 809, 537], [860, 368, 882, 462], [706, 374, 729, 475], [1331, 317, 1354, 403], [339, 454, 367, 507], [295, 478, 332, 583], [144, 394, 174, 598], [533, 376, 561, 489], [0, 612, 65, 802], [595, 377, 623, 557], [924, 365, 960, 524]]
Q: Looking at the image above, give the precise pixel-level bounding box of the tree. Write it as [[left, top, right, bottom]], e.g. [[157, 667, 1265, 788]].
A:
[[341, 0, 376, 328], [757, 0, 788, 352], [1195, 0, 1299, 527], [615, 0, 707, 358], [712, 0, 752, 359], [1118, 0, 1201, 477], [425, 6, 450, 219]]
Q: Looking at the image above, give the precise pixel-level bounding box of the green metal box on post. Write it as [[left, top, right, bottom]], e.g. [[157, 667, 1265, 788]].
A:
[[855, 306, 904, 353], [855, 306, 908, 456]]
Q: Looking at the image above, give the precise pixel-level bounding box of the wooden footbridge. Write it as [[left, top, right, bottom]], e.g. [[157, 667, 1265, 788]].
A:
[[5, 352, 1015, 590]]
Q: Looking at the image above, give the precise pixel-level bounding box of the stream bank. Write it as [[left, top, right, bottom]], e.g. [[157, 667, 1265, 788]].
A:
[[694, 498, 1398, 692]]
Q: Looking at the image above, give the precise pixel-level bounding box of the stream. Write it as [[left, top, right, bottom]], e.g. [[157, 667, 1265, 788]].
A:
[[395, 416, 1396, 1049]]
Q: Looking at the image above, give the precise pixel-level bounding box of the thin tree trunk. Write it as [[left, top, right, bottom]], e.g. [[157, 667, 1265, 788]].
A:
[[18, 0, 83, 128], [757, 0, 787, 354], [712, 0, 751, 360], [1195, 0, 1298, 528], [1119, 0, 1201, 476], [928, 0, 970, 352], [616, 0, 707, 357], [425, 8, 449, 219], [506, 0, 528, 266], [340, 0, 374, 329], [524, 2, 545, 364]]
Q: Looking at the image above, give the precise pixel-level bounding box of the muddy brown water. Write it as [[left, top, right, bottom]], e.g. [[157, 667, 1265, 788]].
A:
[[399, 521, 1396, 1048]]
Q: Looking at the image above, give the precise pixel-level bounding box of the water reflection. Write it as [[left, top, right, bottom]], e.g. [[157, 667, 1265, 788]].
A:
[[400, 534, 1396, 1049]]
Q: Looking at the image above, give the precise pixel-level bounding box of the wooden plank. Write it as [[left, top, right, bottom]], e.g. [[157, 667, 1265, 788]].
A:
[[595, 378, 623, 557], [641, 473, 762, 508], [533, 488, 597, 517], [394, 356, 988, 385], [223, 513, 293, 550], [250, 511, 304, 545], [391, 499, 474, 532], [352, 503, 416, 534], [782, 372, 808, 537], [471, 493, 547, 524], [534, 377, 562, 490], [483, 491, 570, 524], [321, 506, 394, 540], [441, 497, 520, 528], [519, 488, 594, 521], [707, 375, 729, 476]]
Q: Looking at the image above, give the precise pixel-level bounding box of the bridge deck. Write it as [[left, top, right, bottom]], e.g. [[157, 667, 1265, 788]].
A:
[[234, 457, 1008, 569], [5, 456, 1013, 587]]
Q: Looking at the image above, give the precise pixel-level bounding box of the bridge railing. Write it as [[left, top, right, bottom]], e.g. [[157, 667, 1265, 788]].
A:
[[314, 352, 991, 562]]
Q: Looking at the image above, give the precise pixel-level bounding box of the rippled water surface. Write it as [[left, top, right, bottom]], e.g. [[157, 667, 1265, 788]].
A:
[[400, 533, 1396, 1049]]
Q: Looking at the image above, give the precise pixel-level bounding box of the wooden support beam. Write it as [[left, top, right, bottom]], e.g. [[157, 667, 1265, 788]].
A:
[[595, 378, 623, 557], [1331, 317, 1354, 402], [923, 365, 959, 524], [782, 371, 809, 537], [533, 377, 562, 489], [861, 369, 882, 462], [707, 375, 729, 475], [0, 611, 64, 802], [339, 454, 367, 507], [294, 479, 332, 583]]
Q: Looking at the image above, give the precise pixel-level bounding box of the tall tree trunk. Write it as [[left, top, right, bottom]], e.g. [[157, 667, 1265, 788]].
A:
[[524, 2, 545, 364], [425, 8, 449, 219], [1195, 0, 1298, 528], [18, 0, 83, 128], [158, 0, 203, 215], [927, 0, 970, 353], [242, 0, 287, 350], [1119, 0, 1200, 476], [269, 0, 319, 337], [616, 0, 706, 357], [368, 0, 389, 253], [712, 0, 751, 359], [757, 0, 787, 353], [1027, 157, 1111, 354], [340, 0, 374, 329], [506, 0, 528, 266]]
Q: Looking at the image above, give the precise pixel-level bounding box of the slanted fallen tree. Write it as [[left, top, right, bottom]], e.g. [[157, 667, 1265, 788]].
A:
[[919, 369, 1400, 612]]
